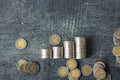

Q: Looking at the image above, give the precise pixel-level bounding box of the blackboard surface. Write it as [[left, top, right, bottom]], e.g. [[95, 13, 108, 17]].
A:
[[0, 0, 120, 80]]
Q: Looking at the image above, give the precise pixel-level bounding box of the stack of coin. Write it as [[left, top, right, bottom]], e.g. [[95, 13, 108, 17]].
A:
[[113, 28, 120, 67], [93, 61, 106, 80], [53, 46, 63, 59], [17, 60, 40, 74], [113, 28, 120, 46], [64, 41, 75, 58], [75, 37, 86, 59], [41, 49, 53, 59], [112, 46, 120, 67]]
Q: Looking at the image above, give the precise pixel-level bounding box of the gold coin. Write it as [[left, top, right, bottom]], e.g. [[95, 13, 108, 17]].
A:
[[81, 64, 92, 76], [57, 66, 69, 77], [20, 63, 28, 74], [94, 68, 106, 79], [29, 62, 40, 73], [113, 46, 120, 56], [15, 38, 27, 49], [49, 34, 61, 45], [17, 59, 27, 68], [66, 59, 77, 70], [70, 68, 81, 79], [68, 73, 78, 80]]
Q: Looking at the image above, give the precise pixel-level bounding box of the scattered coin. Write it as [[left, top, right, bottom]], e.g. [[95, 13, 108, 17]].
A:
[[81, 64, 92, 76], [57, 66, 69, 77], [15, 38, 27, 49], [70, 68, 81, 79], [49, 34, 61, 45], [66, 59, 78, 70]]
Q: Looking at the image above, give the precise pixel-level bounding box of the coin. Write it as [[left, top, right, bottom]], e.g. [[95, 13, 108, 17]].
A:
[[70, 68, 81, 79], [29, 62, 40, 73], [112, 46, 120, 56], [17, 59, 27, 68], [81, 64, 92, 76], [49, 34, 61, 45], [15, 38, 27, 49], [66, 59, 78, 70], [57, 66, 69, 77], [94, 68, 106, 80]]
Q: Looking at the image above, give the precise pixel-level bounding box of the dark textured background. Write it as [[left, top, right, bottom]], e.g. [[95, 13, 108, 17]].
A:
[[0, 0, 120, 80]]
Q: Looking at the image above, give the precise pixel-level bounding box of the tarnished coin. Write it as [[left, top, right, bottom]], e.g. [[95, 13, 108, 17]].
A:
[[15, 38, 27, 49], [81, 64, 92, 76], [20, 63, 28, 74], [57, 66, 69, 77], [70, 68, 81, 79], [49, 34, 61, 45], [66, 59, 78, 70], [29, 62, 40, 73]]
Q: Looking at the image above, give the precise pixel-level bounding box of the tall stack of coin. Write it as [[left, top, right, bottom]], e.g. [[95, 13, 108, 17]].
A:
[[93, 61, 106, 80], [53, 46, 63, 59], [113, 28, 120, 67], [64, 41, 75, 58], [17, 60, 40, 74], [75, 37, 86, 59]]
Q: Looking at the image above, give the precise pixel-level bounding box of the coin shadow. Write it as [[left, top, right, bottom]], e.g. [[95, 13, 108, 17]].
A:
[[86, 37, 94, 58]]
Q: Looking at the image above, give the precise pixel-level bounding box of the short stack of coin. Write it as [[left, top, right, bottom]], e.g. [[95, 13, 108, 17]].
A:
[[93, 61, 106, 80], [17, 60, 40, 74], [113, 28, 120, 67], [57, 59, 81, 80]]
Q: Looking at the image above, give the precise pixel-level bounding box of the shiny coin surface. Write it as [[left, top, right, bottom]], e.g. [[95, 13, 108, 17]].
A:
[[70, 68, 81, 79], [113, 46, 120, 56], [49, 34, 61, 45], [81, 64, 92, 76], [66, 59, 77, 70], [94, 68, 106, 80], [57, 66, 69, 77], [15, 38, 27, 49]]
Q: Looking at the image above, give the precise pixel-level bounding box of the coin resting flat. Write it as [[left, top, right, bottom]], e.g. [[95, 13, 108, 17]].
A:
[[49, 34, 61, 45], [15, 38, 27, 49], [58, 66, 69, 77], [66, 59, 77, 70], [81, 64, 92, 76], [70, 68, 81, 79]]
